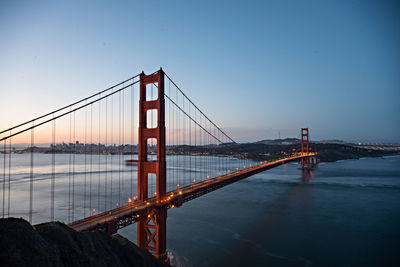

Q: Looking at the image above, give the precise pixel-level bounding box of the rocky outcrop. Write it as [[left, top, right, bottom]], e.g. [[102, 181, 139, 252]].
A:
[[0, 218, 170, 267]]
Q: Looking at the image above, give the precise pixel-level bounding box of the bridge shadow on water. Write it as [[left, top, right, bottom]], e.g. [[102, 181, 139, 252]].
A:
[[210, 170, 317, 267], [207, 161, 400, 267]]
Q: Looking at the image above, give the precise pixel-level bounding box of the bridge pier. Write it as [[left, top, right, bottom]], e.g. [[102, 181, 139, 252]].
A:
[[137, 207, 167, 260], [137, 69, 168, 262]]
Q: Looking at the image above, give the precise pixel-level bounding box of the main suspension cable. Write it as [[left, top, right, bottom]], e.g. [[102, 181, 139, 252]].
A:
[[0, 74, 140, 135]]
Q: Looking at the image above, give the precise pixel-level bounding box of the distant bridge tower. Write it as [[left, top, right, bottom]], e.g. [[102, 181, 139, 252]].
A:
[[301, 128, 310, 169], [138, 69, 167, 262]]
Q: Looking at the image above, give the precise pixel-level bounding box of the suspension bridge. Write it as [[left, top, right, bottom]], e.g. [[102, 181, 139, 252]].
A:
[[0, 68, 316, 262]]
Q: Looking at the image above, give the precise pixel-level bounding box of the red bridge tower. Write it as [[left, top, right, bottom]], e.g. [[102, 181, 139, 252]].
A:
[[138, 69, 167, 262], [301, 128, 310, 169]]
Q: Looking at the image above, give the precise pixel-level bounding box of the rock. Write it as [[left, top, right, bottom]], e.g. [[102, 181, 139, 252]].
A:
[[0, 218, 170, 267]]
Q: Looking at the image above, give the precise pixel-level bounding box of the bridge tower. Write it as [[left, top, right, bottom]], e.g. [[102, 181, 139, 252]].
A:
[[301, 128, 310, 169], [138, 68, 168, 262]]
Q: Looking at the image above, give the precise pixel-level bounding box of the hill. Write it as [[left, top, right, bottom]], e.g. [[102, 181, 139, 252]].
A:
[[0, 218, 170, 267]]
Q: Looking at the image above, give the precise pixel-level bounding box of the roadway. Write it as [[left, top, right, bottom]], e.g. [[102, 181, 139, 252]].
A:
[[69, 153, 316, 233]]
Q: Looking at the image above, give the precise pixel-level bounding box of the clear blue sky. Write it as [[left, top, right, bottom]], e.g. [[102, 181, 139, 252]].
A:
[[1, 0, 399, 142]]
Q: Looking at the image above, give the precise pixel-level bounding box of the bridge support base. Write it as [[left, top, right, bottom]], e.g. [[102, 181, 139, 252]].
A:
[[138, 207, 167, 262]]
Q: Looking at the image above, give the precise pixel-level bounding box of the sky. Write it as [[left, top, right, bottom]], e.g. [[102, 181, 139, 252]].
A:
[[1, 0, 399, 143]]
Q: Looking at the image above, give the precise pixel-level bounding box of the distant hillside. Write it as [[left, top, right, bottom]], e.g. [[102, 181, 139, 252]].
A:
[[255, 138, 352, 145], [243, 142, 396, 162], [312, 143, 397, 162], [167, 141, 398, 163]]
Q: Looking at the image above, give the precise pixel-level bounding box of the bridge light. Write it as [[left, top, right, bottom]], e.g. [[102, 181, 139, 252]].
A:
[[177, 184, 180, 188], [128, 198, 132, 203]]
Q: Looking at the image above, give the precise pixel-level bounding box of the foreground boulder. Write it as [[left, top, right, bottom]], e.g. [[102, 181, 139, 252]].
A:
[[0, 218, 170, 267]]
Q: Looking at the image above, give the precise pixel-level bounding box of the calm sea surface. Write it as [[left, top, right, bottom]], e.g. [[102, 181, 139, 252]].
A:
[[120, 155, 400, 267], [2, 154, 400, 266]]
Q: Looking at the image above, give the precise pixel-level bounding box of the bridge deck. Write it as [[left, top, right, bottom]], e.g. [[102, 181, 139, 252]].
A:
[[69, 153, 315, 233]]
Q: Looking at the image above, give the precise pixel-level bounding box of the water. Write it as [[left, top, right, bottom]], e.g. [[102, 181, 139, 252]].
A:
[[119, 156, 400, 266], [0, 153, 246, 223], [2, 154, 400, 266]]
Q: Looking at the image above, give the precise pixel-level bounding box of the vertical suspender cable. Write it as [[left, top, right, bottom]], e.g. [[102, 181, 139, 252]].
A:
[[122, 88, 125, 203], [200, 115, 203, 181], [90, 105, 93, 215], [173, 84, 176, 189], [208, 121, 210, 178], [194, 108, 196, 183], [168, 82, 171, 192], [177, 88, 180, 188], [84, 102, 87, 215], [131, 83, 134, 200], [105, 97, 108, 211], [98, 94, 101, 211], [110, 89, 113, 208], [8, 131, 11, 217], [68, 111, 72, 222], [51, 116, 55, 221], [72, 111, 76, 221], [118, 90, 121, 206], [181, 93, 183, 186], [180, 88, 182, 185], [2, 140, 6, 217], [29, 123, 34, 223], [170, 87, 173, 188], [183, 94, 186, 186]]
